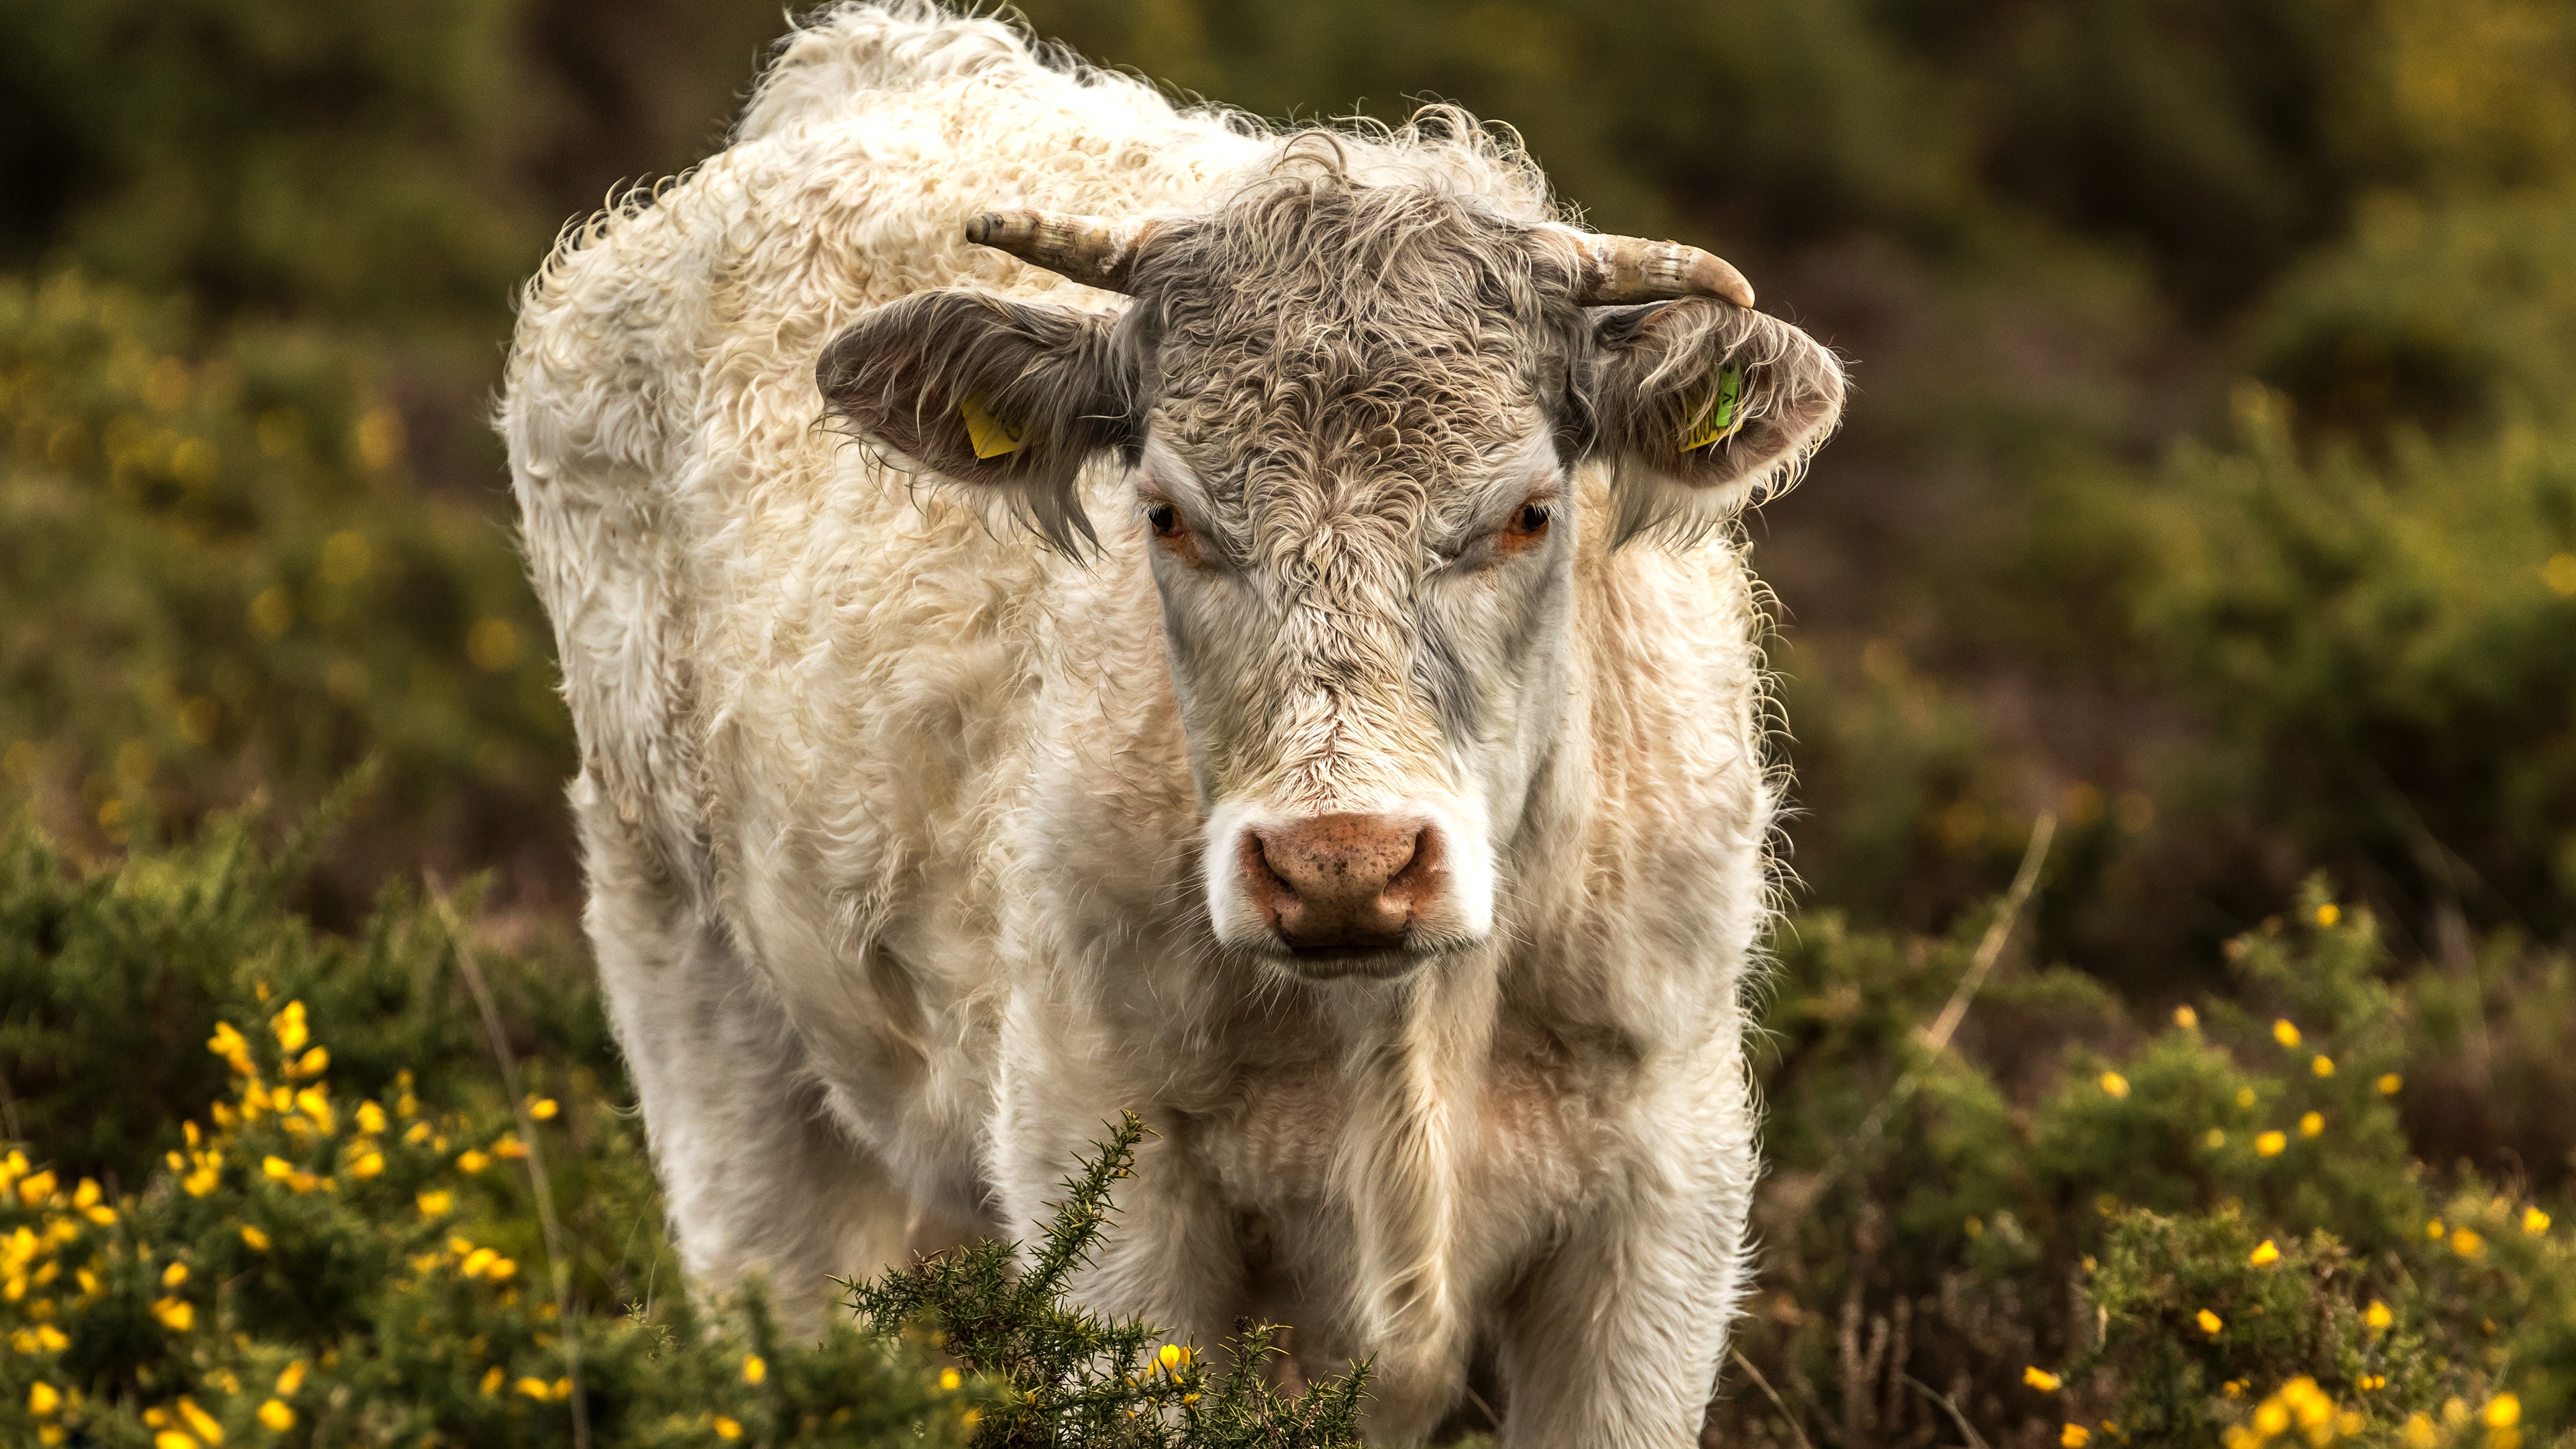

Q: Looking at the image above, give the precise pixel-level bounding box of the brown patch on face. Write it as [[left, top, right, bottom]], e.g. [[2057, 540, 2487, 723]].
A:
[[1492, 492, 1556, 559]]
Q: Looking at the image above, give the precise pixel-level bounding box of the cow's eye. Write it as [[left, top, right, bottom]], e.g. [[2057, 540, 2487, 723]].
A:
[[1147, 502, 1182, 538], [1488, 498, 1556, 559]]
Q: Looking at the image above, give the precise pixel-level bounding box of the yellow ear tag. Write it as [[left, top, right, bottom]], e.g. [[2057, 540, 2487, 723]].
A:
[[1680, 367, 1745, 453], [960, 395, 1024, 460]]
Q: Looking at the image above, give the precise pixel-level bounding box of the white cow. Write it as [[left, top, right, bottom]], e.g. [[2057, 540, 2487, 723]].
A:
[[502, 3, 1843, 1444]]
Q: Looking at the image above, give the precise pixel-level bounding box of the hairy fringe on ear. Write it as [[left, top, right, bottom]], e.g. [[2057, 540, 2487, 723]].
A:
[[814, 289, 1138, 556], [1594, 303, 1848, 549]]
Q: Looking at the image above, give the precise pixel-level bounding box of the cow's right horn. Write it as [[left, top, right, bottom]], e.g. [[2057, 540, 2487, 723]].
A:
[[965, 210, 1164, 294], [1547, 227, 1756, 310]]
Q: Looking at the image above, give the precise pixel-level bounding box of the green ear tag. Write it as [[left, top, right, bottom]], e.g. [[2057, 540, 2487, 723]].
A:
[[961, 395, 1024, 460], [1680, 367, 1744, 453]]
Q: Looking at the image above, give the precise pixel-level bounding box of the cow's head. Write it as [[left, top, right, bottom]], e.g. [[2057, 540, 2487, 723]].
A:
[[820, 166, 1841, 980]]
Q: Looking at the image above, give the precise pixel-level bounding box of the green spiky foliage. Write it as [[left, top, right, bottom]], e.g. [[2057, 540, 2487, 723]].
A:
[[847, 1114, 1368, 1449]]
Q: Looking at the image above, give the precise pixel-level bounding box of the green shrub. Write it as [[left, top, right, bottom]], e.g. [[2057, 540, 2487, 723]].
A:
[[0, 808, 1366, 1448], [0, 808, 957, 1446], [850, 1114, 1367, 1449], [0, 270, 574, 899], [2137, 388, 2576, 939], [1725, 872, 2576, 1447], [0, 794, 606, 1193]]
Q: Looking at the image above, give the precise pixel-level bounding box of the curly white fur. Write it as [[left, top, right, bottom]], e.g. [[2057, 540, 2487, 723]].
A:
[[502, 5, 1839, 1444]]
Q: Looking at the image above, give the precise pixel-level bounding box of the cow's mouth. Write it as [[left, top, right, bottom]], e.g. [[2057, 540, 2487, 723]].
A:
[[1277, 938, 1436, 981]]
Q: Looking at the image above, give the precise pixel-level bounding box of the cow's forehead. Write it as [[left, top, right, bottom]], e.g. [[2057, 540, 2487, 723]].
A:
[[1144, 372, 1545, 541], [1142, 301, 1552, 529]]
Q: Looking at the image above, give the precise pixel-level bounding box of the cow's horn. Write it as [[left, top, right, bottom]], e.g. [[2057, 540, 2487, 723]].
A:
[[965, 209, 1164, 294], [1550, 227, 1756, 309]]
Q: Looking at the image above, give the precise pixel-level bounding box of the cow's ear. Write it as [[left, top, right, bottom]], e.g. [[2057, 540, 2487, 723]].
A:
[[1580, 300, 1845, 544], [817, 290, 1134, 553]]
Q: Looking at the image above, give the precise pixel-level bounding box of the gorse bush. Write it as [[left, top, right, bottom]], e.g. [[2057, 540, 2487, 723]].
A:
[[0, 809, 1362, 1448], [1723, 870, 2576, 1447], [851, 1114, 1368, 1448], [0, 806, 961, 1447], [0, 795, 607, 1195]]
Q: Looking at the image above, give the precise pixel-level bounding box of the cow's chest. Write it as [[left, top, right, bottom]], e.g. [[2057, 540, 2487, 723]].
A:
[[1183, 1041, 1626, 1242]]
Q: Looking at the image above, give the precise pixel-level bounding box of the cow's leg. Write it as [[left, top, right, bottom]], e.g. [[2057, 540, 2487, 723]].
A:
[[1493, 1046, 1760, 1449], [582, 810, 913, 1340]]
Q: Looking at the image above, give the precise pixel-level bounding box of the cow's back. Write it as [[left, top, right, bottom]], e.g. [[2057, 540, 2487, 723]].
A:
[[502, 2, 1259, 897]]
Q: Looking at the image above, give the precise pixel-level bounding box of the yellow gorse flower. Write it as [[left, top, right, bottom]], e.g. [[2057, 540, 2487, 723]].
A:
[[2365, 1299, 2392, 1330], [2024, 1366, 2062, 1393], [743, 1354, 766, 1385], [205, 1022, 254, 1075], [271, 1000, 309, 1053], [151, 1296, 195, 1332], [258, 1400, 295, 1430], [2273, 1019, 2301, 1049], [2099, 1071, 2130, 1099], [2196, 1309, 2223, 1334], [2299, 1112, 2324, 1137], [2451, 1228, 2485, 1258], [2524, 1207, 2551, 1234], [2255, 1131, 2288, 1157], [2377, 1073, 2402, 1095], [2310, 1055, 2334, 1077], [2061, 1426, 2090, 1447], [177, 1396, 223, 1443], [2249, 1239, 2282, 1266]]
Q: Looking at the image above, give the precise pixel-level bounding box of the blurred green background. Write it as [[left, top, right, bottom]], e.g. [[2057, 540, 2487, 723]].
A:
[[12, 0, 2576, 994], [6, 2, 2576, 1442]]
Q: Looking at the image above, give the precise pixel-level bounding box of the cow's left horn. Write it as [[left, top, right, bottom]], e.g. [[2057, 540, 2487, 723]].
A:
[[965, 209, 1164, 294], [1546, 227, 1756, 310]]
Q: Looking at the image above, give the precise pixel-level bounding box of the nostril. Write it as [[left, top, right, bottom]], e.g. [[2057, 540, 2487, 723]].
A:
[[1385, 827, 1434, 896], [1244, 828, 1293, 894]]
